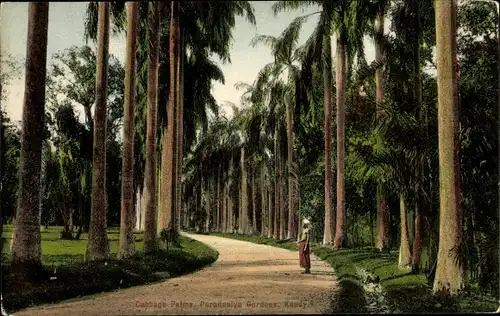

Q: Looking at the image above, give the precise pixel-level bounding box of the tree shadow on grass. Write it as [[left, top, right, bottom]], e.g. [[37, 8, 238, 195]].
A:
[[326, 279, 368, 314]]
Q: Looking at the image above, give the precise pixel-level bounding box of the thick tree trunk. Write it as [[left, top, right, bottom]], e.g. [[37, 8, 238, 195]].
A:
[[334, 34, 347, 249], [144, 1, 160, 252], [433, 0, 465, 295], [398, 194, 412, 268], [322, 33, 334, 246], [119, 1, 139, 259], [11, 2, 49, 267], [159, 1, 178, 235], [10, 1, 49, 266], [86, 2, 110, 262]]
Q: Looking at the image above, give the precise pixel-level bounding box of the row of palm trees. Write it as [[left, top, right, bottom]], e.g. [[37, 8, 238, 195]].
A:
[[10, 1, 255, 264], [182, 0, 468, 297], [8, 0, 473, 298]]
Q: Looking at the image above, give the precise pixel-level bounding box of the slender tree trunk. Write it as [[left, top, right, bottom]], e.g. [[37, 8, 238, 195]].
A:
[[412, 198, 424, 272], [119, 1, 139, 259], [323, 33, 334, 246], [376, 186, 389, 251], [334, 34, 347, 249], [252, 170, 257, 234], [144, 1, 160, 252], [156, 149, 162, 235], [373, 5, 389, 254], [86, 2, 110, 262], [268, 163, 274, 238], [175, 26, 184, 233], [202, 175, 209, 232], [228, 156, 234, 233], [11, 2, 49, 267], [413, 7, 425, 273], [260, 168, 266, 237], [159, 1, 178, 235], [433, 0, 465, 295], [279, 153, 285, 240], [399, 194, 412, 268], [273, 136, 279, 239], [241, 146, 250, 234], [222, 170, 227, 233], [286, 92, 296, 240], [217, 166, 221, 232]]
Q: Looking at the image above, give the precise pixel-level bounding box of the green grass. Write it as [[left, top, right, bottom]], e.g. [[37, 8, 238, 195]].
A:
[[1, 225, 218, 313], [210, 232, 498, 313]]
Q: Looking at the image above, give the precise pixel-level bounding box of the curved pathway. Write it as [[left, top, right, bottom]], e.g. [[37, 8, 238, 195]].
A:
[[13, 234, 339, 315]]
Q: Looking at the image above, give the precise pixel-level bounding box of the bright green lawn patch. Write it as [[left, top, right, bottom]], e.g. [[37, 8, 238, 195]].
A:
[[2, 226, 218, 313], [211, 233, 498, 313]]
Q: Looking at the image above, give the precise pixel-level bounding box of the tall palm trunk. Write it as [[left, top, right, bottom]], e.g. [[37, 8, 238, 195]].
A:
[[433, 0, 465, 295], [252, 170, 257, 233], [144, 1, 160, 252], [260, 168, 266, 237], [334, 33, 347, 249], [222, 169, 227, 232], [175, 26, 184, 233], [240, 146, 249, 234], [11, 2, 49, 267], [412, 10, 424, 272], [323, 33, 334, 246], [217, 166, 221, 232], [268, 161, 274, 238], [398, 194, 412, 268], [86, 2, 111, 262], [228, 156, 234, 233], [279, 151, 285, 240], [286, 92, 296, 240], [159, 0, 179, 235], [374, 4, 389, 254], [119, 1, 139, 259], [273, 132, 279, 239]]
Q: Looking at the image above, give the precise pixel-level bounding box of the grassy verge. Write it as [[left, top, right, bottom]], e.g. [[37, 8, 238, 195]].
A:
[[210, 232, 498, 313], [2, 226, 218, 313]]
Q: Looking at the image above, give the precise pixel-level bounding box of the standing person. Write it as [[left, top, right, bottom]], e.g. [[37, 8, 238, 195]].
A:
[[299, 218, 311, 274]]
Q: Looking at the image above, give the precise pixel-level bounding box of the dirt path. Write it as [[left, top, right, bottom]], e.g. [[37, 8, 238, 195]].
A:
[[13, 234, 339, 315]]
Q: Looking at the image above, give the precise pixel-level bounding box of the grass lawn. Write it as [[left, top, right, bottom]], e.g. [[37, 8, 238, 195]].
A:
[[1, 225, 218, 313], [211, 232, 498, 313]]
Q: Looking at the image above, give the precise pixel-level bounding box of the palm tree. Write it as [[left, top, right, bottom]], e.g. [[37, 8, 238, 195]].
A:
[[432, 0, 465, 295], [144, 1, 161, 252], [272, 1, 335, 245], [250, 17, 311, 240], [118, 2, 139, 259], [10, 2, 49, 268], [372, 0, 390, 253], [159, 1, 179, 237], [86, 2, 111, 261]]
